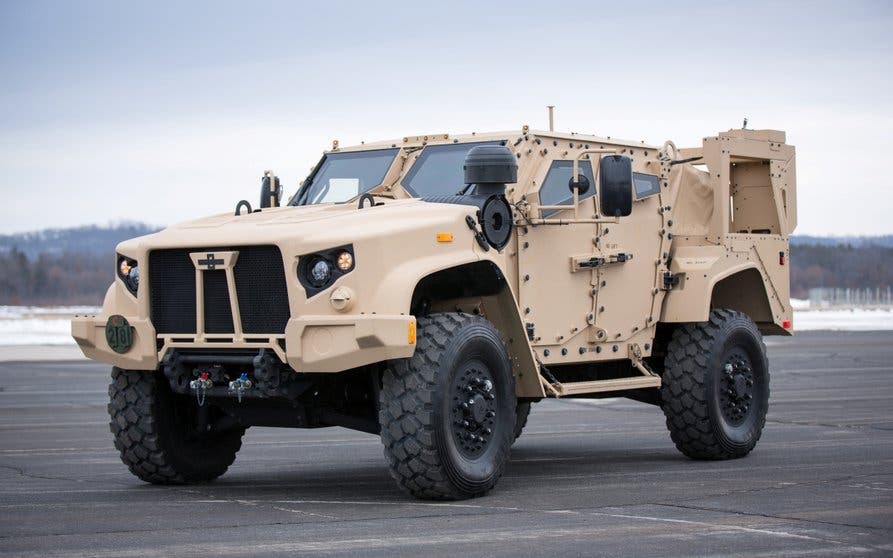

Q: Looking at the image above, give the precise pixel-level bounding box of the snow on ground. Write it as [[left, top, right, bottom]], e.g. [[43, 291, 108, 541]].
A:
[[0, 304, 891, 346], [788, 299, 893, 330], [0, 306, 100, 345], [0, 306, 102, 319], [792, 308, 893, 331]]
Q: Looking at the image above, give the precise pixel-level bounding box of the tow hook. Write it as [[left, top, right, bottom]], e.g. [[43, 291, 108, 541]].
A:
[[228, 372, 253, 403], [189, 372, 213, 407]]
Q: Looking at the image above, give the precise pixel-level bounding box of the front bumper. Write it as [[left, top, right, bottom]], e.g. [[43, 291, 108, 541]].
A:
[[72, 314, 417, 372]]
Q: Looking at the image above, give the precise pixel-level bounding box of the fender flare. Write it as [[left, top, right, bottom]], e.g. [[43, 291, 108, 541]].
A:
[[407, 257, 544, 399], [661, 262, 775, 324]]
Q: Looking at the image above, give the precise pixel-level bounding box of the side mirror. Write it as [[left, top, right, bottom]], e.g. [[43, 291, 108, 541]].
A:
[[599, 155, 633, 217], [260, 172, 281, 208]]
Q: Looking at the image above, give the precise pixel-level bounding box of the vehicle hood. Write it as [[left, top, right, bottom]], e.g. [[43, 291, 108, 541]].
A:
[[116, 198, 476, 254]]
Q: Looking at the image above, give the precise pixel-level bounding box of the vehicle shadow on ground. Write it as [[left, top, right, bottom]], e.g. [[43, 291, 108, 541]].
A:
[[507, 444, 685, 476], [119, 444, 688, 504]]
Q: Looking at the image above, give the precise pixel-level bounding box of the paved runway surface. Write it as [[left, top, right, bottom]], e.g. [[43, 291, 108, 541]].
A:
[[1, 331, 891, 556]]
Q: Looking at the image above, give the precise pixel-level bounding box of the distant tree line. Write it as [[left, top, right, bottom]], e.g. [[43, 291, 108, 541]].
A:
[[791, 235, 893, 248], [0, 223, 158, 306], [0, 248, 112, 305], [0, 223, 158, 260], [790, 244, 893, 299]]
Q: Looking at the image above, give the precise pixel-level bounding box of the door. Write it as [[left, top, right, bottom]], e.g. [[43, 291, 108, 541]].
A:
[[591, 169, 668, 354], [517, 159, 599, 361]]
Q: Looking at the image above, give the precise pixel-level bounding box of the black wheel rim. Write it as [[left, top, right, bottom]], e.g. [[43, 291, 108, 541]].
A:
[[449, 359, 497, 459], [718, 350, 756, 426]]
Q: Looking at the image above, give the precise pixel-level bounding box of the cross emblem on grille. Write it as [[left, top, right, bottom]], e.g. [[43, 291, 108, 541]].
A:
[[198, 253, 225, 270]]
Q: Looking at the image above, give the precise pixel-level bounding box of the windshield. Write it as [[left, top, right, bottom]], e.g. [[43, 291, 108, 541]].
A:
[[402, 141, 501, 197], [294, 148, 398, 205]]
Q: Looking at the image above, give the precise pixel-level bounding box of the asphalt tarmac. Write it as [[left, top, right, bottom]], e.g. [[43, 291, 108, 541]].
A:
[[0, 331, 891, 557]]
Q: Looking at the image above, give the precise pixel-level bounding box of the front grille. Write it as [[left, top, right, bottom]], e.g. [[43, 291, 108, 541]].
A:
[[203, 270, 234, 334], [234, 246, 291, 333], [149, 249, 196, 334], [149, 245, 290, 335]]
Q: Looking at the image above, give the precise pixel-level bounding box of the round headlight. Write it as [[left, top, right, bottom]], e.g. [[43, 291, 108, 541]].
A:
[[126, 265, 140, 291], [336, 251, 353, 271], [309, 258, 333, 287]]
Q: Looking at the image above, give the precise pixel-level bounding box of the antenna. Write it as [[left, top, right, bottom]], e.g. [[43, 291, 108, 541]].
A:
[[547, 106, 555, 132]]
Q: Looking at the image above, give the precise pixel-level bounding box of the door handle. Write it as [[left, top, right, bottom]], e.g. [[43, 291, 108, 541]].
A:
[[570, 252, 633, 272]]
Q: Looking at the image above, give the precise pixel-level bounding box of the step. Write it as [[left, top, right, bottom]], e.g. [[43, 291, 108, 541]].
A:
[[550, 375, 661, 396]]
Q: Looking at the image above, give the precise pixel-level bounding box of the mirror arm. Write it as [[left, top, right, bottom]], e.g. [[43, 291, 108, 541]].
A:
[[536, 149, 618, 222], [527, 216, 620, 225], [572, 149, 616, 180], [572, 185, 579, 220], [572, 149, 615, 217]]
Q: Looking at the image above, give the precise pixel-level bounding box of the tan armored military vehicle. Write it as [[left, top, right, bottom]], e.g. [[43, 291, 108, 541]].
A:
[[73, 120, 796, 499]]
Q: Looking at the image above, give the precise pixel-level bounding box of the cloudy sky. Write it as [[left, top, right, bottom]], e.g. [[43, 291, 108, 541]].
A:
[[1, 0, 891, 235]]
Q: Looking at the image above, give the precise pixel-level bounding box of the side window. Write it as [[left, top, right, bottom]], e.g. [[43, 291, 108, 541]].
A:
[[538, 159, 595, 215], [633, 172, 660, 200]]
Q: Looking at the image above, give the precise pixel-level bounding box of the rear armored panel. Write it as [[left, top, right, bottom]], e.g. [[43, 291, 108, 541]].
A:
[[660, 129, 795, 334]]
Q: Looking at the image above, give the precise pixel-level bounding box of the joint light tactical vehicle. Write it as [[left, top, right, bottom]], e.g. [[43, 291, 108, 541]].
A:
[[73, 121, 796, 499]]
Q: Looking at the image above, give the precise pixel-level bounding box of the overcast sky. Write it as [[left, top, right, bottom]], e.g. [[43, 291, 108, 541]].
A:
[[1, 0, 891, 235]]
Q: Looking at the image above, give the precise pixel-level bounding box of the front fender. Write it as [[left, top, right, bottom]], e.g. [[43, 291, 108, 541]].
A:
[[298, 205, 487, 316]]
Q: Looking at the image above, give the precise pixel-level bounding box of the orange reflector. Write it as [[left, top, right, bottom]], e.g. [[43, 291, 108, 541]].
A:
[[408, 320, 416, 344], [436, 233, 453, 243]]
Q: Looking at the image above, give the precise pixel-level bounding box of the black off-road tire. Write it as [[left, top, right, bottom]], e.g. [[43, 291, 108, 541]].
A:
[[379, 313, 516, 500], [108, 367, 245, 484], [513, 402, 531, 442], [661, 309, 770, 460]]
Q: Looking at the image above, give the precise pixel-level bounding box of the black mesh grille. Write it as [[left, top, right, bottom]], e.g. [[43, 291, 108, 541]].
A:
[[149, 245, 289, 335], [149, 249, 196, 334], [234, 245, 290, 334], [203, 270, 234, 334]]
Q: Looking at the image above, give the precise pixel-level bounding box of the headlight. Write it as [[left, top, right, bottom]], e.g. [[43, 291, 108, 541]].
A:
[[297, 245, 355, 297], [117, 255, 139, 295], [309, 258, 333, 287], [127, 266, 140, 292]]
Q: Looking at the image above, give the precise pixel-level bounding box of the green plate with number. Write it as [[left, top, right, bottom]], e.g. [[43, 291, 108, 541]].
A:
[[106, 315, 133, 354]]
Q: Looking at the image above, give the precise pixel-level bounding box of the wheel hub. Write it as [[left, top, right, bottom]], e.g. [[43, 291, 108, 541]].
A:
[[467, 393, 487, 423], [733, 374, 747, 398], [720, 355, 755, 424], [451, 366, 497, 458]]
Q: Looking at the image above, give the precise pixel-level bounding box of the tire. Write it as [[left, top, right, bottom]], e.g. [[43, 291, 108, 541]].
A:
[[108, 367, 245, 484], [379, 313, 516, 500], [513, 402, 531, 443], [660, 309, 770, 460]]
